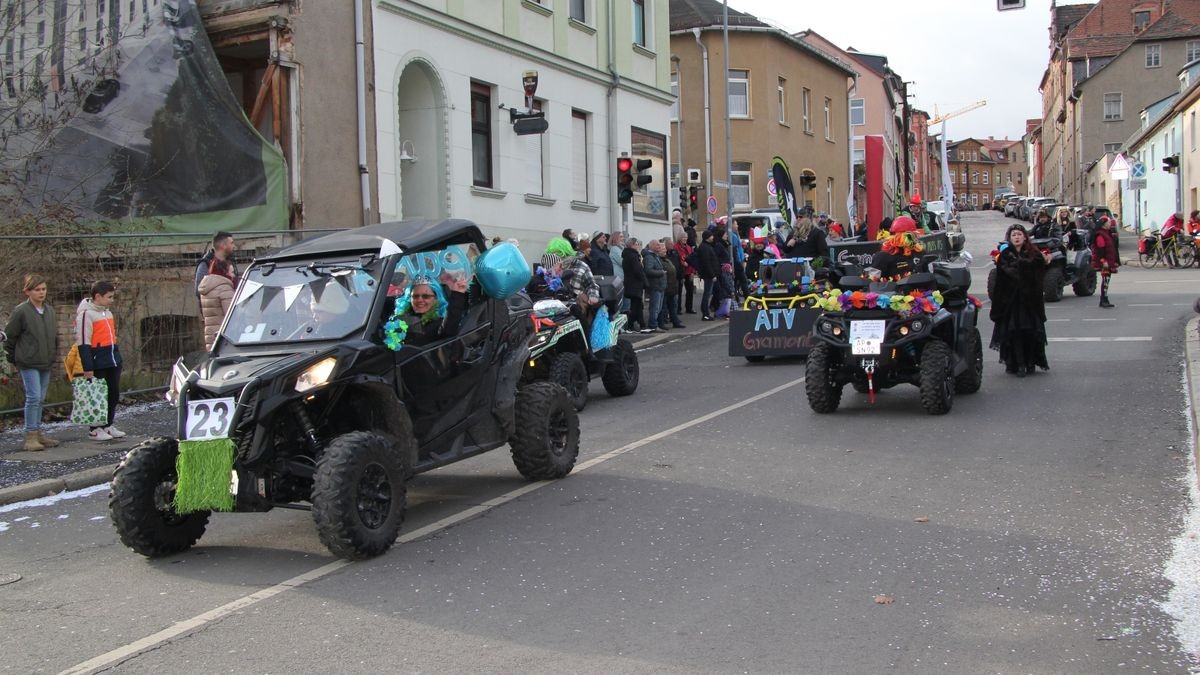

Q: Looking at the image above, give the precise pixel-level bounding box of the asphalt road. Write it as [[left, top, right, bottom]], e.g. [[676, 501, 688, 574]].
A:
[[2, 210, 1198, 673]]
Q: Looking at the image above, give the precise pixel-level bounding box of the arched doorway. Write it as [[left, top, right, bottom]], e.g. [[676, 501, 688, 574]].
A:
[[395, 59, 448, 219]]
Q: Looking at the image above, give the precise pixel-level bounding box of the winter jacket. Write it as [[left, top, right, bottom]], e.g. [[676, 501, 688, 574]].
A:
[[3, 300, 58, 370], [587, 245, 615, 277], [198, 273, 236, 350], [696, 241, 720, 280], [609, 244, 626, 279], [990, 245, 1047, 325], [673, 241, 695, 277], [195, 252, 238, 303], [561, 256, 601, 305], [75, 298, 122, 371], [663, 257, 679, 296], [665, 248, 684, 290], [643, 248, 667, 291], [1091, 228, 1120, 272], [786, 227, 830, 260], [622, 247, 647, 296]]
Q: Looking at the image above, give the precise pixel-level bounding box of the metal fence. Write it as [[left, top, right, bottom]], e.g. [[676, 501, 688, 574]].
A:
[[0, 228, 346, 417]]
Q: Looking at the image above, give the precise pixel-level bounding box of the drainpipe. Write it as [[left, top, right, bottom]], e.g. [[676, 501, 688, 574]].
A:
[[722, 0, 731, 225], [354, 0, 371, 226], [671, 53, 684, 209], [693, 28, 713, 218], [607, 3, 621, 234]]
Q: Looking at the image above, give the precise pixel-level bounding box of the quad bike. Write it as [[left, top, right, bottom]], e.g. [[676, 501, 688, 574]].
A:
[[806, 254, 983, 416], [110, 219, 580, 561], [522, 290, 639, 411], [986, 229, 1095, 302]]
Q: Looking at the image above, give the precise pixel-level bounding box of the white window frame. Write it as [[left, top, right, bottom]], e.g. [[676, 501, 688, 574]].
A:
[[571, 109, 590, 203], [971, 171, 978, 185], [632, 0, 647, 48], [850, 98, 865, 126], [1146, 44, 1161, 68], [826, 177, 834, 214], [802, 87, 811, 133], [823, 97, 833, 140], [777, 76, 786, 125], [983, 171, 989, 185], [730, 163, 752, 209], [569, 0, 587, 23], [727, 69, 749, 118], [1188, 40, 1200, 63], [1103, 92, 1122, 121], [1103, 142, 1121, 154]]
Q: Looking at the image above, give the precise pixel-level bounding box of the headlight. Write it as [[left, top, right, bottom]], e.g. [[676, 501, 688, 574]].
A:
[[295, 357, 337, 393], [898, 326, 910, 336], [910, 320, 924, 332], [165, 362, 188, 406], [831, 325, 843, 337]]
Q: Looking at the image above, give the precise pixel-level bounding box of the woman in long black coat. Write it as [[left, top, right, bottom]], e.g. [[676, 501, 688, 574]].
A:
[[990, 224, 1051, 376], [696, 230, 720, 321], [622, 239, 648, 331]]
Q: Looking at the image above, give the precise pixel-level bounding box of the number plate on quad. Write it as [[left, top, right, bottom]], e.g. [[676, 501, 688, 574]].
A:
[[185, 397, 236, 440], [850, 320, 885, 355]]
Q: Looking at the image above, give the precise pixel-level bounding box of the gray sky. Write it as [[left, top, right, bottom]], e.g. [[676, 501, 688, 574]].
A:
[[725, 0, 1093, 142]]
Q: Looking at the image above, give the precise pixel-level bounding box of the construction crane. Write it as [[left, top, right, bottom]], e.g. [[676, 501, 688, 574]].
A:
[[930, 100, 987, 125]]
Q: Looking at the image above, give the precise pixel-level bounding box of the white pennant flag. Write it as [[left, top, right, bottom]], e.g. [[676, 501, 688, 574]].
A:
[[940, 121, 955, 209], [235, 280, 263, 306], [283, 284, 304, 310], [379, 239, 403, 257]]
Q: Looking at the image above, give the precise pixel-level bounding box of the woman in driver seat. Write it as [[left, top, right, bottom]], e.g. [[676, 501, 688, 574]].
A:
[[388, 275, 468, 347]]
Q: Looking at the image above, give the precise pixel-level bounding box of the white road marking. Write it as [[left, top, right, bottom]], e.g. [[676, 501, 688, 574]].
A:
[[1080, 318, 1117, 322], [1129, 303, 1164, 307], [58, 377, 807, 675], [1048, 336, 1153, 342]]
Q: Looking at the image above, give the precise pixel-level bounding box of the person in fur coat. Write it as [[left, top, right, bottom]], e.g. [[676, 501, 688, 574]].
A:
[[989, 224, 1051, 377]]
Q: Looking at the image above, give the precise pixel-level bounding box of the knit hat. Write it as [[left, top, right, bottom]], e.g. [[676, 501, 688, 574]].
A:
[[889, 216, 919, 234], [909, 193, 922, 206], [541, 252, 563, 270]]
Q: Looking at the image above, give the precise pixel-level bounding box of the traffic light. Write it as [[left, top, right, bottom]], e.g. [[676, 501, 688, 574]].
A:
[[634, 159, 653, 190], [678, 185, 688, 212], [799, 170, 817, 189], [1163, 154, 1180, 174], [688, 185, 700, 211], [617, 156, 634, 204]]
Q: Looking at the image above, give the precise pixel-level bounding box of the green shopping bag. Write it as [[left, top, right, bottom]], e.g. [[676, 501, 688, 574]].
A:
[[70, 377, 109, 427]]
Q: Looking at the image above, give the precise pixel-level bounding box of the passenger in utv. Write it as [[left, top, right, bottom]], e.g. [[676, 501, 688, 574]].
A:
[[389, 275, 468, 347]]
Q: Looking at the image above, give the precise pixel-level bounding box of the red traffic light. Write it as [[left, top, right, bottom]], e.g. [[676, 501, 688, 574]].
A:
[[617, 157, 633, 172]]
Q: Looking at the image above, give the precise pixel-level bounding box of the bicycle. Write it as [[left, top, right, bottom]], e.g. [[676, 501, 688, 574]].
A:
[[1138, 231, 1197, 268]]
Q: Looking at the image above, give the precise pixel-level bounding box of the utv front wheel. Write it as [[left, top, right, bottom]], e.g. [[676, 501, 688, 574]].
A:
[[601, 339, 639, 397], [549, 352, 589, 411], [805, 343, 843, 414], [312, 432, 408, 560], [109, 437, 210, 557], [919, 340, 955, 415], [510, 382, 580, 480]]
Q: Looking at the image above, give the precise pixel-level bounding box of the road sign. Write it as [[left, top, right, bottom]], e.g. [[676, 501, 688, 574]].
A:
[[1129, 178, 1147, 190], [767, 178, 777, 197], [1131, 160, 1146, 178], [706, 195, 718, 215], [1109, 154, 1130, 180]]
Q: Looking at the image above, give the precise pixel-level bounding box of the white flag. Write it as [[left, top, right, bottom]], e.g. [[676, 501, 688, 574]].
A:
[[940, 121, 955, 209]]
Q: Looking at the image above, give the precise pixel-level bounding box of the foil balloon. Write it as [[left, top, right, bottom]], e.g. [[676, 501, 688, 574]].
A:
[[475, 242, 531, 299]]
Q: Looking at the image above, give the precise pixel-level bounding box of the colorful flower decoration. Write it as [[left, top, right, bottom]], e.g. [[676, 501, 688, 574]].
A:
[[383, 317, 409, 351], [816, 289, 945, 318]]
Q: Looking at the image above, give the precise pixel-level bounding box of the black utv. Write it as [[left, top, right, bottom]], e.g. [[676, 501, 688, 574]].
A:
[[805, 255, 983, 416], [109, 219, 580, 560]]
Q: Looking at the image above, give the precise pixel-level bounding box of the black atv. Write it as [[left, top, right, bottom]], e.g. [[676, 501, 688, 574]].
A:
[[110, 219, 580, 561], [806, 256, 983, 415], [522, 291, 638, 411], [986, 230, 1095, 302]]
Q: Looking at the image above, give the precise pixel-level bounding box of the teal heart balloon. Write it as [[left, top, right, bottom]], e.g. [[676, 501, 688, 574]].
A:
[[475, 242, 531, 299]]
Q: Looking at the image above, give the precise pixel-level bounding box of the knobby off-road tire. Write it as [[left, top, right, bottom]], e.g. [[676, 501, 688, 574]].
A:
[[919, 340, 955, 415], [805, 343, 843, 414], [549, 352, 589, 411], [311, 431, 408, 560], [601, 339, 639, 397], [1072, 267, 1097, 297], [1043, 267, 1065, 302], [852, 381, 872, 394], [986, 268, 997, 301], [954, 328, 984, 395], [510, 382, 580, 480], [109, 437, 210, 557]]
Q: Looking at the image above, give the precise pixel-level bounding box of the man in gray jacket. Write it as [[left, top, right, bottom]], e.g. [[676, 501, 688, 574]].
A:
[[642, 240, 667, 331]]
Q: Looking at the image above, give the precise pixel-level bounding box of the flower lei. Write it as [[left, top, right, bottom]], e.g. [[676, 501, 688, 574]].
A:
[[383, 316, 409, 351], [382, 280, 448, 351], [816, 288, 945, 318], [538, 268, 564, 292]]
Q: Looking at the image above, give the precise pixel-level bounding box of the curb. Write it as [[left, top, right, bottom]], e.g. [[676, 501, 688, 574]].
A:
[[0, 464, 115, 507], [1184, 317, 1200, 490]]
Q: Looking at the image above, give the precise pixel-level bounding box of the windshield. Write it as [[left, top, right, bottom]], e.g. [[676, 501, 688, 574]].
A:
[[221, 258, 382, 345]]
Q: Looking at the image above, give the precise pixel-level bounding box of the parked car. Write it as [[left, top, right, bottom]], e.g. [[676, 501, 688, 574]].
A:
[[736, 210, 788, 245], [994, 193, 1017, 211], [1023, 198, 1056, 221]]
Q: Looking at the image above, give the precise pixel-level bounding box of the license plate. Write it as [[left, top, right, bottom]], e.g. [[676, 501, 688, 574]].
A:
[[184, 397, 236, 440], [850, 320, 885, 355]]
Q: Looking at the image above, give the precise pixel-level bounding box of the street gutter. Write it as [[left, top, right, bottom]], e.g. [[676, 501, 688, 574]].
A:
[[1184, 317, 1200, 488]]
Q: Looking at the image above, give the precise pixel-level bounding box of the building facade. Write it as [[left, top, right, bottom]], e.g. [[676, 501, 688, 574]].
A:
[[373, 0, 673, 254], [947, 138, 997, 209]]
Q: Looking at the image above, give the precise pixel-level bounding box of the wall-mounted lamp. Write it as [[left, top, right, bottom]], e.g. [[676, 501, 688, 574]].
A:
[[399, 139, 418, 163]]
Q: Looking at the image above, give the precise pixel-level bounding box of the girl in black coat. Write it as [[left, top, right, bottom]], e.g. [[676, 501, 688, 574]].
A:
[[989, 224, 1050, 376], [622, 239, 649, 331]]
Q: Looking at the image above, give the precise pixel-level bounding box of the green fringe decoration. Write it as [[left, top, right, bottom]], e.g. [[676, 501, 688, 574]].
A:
[[174, 438, 237, 513]]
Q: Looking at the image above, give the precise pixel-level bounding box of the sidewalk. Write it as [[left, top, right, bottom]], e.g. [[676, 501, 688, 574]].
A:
[[1184, 317, 1200, 489], [0, 320, 727, 506]]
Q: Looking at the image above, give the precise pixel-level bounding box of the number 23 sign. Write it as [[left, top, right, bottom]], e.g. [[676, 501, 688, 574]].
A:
[[185, 397, 235, 440]]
